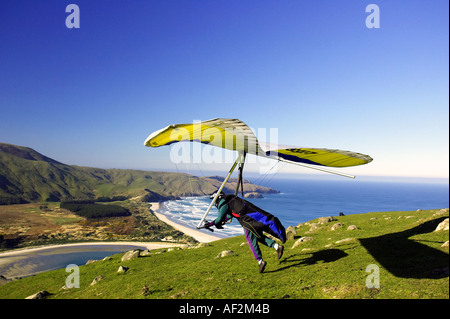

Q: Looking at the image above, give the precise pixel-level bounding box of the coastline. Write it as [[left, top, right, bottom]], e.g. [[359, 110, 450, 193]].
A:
[[0, 241, 183, 258], [0, 201, 222, 259], [149, 202, 222, 243], [0, 201, 222, 280], [0, 241, 184, 279]]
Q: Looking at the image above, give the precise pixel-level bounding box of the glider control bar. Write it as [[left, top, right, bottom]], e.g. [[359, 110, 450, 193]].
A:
[[196, 152, 244, 229]]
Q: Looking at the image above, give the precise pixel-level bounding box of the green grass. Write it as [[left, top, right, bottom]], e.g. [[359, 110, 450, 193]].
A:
[[0, 209, 448, 299]]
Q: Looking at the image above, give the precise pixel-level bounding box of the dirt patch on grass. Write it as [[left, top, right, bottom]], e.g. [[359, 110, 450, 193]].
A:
[[0, 204, 68, 236], [321, 283, 369, 298], [81, 216, 137, 236]]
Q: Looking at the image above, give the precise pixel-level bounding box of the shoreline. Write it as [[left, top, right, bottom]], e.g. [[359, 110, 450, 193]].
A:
[[0, 201, 222, 280], [0, 241, 185, 280], [0, 201, 221, 259], [149, 202, 222, 243], [0, 241, 183, 258]]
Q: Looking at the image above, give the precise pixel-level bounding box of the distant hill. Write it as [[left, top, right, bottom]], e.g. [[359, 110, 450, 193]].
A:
[[0, 143, 278, 204]]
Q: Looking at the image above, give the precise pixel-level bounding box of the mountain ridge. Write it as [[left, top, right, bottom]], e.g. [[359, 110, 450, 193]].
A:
[[0, 142, 278, 204], [0, 143, 62, 164]]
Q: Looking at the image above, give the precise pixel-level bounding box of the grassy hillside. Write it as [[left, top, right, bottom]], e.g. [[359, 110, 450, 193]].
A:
[[1, 208, 447, 299], [0, 143, 277, 204]]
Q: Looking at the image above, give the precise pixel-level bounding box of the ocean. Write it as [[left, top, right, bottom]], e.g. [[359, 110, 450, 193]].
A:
[[157, 177, 449, 238]]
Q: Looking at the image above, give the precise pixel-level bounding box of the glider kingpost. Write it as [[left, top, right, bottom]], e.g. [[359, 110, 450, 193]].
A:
[[144, 118, 373, 229]]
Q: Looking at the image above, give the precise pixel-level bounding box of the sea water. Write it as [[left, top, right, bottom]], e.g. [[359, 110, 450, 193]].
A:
[[157, 177, 449, 238]]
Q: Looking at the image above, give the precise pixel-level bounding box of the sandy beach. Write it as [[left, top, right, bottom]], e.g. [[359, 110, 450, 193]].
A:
[[0, 241, 183, 259], [149, 202, 222, 243], [0, 241, 184, 279]]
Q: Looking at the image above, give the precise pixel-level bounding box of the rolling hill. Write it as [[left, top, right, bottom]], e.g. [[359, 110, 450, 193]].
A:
[[0, 143, 278, 204]]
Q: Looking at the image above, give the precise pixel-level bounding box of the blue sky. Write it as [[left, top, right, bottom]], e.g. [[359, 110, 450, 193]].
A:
[[1, 1, 448, 180]]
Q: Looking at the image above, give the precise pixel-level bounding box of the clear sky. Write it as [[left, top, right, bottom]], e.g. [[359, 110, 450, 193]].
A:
[[1, 1, 448, 180]]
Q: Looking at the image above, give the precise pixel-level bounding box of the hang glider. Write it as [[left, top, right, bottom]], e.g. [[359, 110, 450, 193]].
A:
[[144, 118, 373, 229], [144, 118, 372, 170]]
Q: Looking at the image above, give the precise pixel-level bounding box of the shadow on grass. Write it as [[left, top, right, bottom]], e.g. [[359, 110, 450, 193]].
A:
[[267, 248, 349, 273], [359, 217, 449, 279]]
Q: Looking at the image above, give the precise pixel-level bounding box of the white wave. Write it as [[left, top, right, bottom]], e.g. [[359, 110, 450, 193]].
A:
[[157, 197, 243, 237]]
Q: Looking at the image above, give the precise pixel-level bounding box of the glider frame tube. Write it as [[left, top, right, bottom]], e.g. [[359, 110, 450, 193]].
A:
[[196, 152, 244, 229]]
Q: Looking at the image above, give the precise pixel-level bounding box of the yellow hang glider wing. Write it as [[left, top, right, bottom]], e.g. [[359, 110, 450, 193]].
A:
[[144, 118, 372, 168]]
